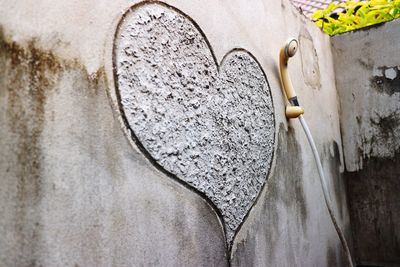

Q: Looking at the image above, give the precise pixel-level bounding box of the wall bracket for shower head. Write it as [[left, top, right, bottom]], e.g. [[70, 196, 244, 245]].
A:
[[279, 38, 304, 119]]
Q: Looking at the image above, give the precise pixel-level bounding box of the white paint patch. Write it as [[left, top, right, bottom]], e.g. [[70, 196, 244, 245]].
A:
[[385, 68, 397, 80], [372, 67, 383, 77]]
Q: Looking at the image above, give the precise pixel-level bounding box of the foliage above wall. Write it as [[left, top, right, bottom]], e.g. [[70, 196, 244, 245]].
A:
[[312, 0, 400, 35]]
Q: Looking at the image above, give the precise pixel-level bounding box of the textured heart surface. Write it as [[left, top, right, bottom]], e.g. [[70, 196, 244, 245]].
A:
[[114, 2, 275, 243]]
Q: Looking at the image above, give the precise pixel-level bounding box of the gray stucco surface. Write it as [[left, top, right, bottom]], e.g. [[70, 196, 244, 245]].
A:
[[115, 3, 275, 243], [0, 0, 353, 266], [332, 20, 400, 172], [332, 19, 400, 265], [0, 24, 228, 267], [231, 125, 349, 267]]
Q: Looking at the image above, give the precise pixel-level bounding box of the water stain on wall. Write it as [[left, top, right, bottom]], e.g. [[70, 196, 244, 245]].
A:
[[231, 124, 308, 266], [345, 153, 400, 265], [326, 243, 343, 267], [370, 66, 400, 96], [342, 64, 400, 265], [324, 141, 347, 221], [0, 27, 61, 265], [271, 124, 307, 226], [299, 27, 321, 90], [346, 63, 400, 165], [342, 63, 400, 264], [355, 110, 400, 163], [0, 27, 110, 266]]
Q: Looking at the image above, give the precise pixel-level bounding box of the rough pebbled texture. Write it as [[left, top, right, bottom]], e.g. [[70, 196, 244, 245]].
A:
[[114, 3, 275, 243]]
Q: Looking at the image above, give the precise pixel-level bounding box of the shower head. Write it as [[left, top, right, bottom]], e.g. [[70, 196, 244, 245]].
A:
[[279, 38, 304, 118], [284, 38, 298, 58], [285, 38, 299, 58], [279, 38, 300, 102]]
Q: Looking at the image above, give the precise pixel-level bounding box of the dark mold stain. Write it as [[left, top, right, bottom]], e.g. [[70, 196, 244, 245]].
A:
[[326, 243, 346, 267], [0, 26, 62, 263], [323, 142, 353, 267], [326, 245, 339, 267], [264, 124, 307, 259], [325, 141, 347, 221], [87, 67, 106, 95], [370, 67, 400, 96], [359, 110, 400, 162], [0, 26, 108, 265], [273, 124, 308, 227], [345, 152, 400, 265], [357, 58, 374, 70], [369, 111, 400, 141], [354, 109, 400, 163], [231, 234, 256, 267]]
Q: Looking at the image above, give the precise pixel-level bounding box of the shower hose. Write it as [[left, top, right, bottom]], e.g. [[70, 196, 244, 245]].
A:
[[298, 115, 354, 267], [280, 38, 354, 266]]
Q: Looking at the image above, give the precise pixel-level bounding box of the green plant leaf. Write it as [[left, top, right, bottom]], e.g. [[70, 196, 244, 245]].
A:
[[312, 10, 325, 19], [312, 0, 400, 35]]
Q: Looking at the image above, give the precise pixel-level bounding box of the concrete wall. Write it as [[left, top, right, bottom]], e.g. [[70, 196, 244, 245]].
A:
[[0, 0, 351, 266], [332, 19, 400, 266]]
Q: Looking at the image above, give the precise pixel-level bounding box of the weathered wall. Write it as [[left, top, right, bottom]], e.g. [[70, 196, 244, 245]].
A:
[[229, 4, 351, 266], [332, 19, 400, 266], [0, 28, 228, 267], [0, 0, 351, 266]]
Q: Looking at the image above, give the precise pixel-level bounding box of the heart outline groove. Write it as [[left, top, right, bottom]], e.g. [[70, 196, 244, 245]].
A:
[[113, 1, 276, 246]]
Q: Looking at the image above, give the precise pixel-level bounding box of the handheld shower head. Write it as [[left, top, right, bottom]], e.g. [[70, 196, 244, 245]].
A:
[[279, 38, 301, 108], [284, 38, 298, 58]]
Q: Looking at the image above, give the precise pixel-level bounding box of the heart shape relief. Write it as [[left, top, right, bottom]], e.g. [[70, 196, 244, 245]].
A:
[[114, 2, 275, 244]]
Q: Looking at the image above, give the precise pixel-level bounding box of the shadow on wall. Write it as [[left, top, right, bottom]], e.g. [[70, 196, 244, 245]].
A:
[[345, 155, 400, 265], [231, 123, 339, 266]]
